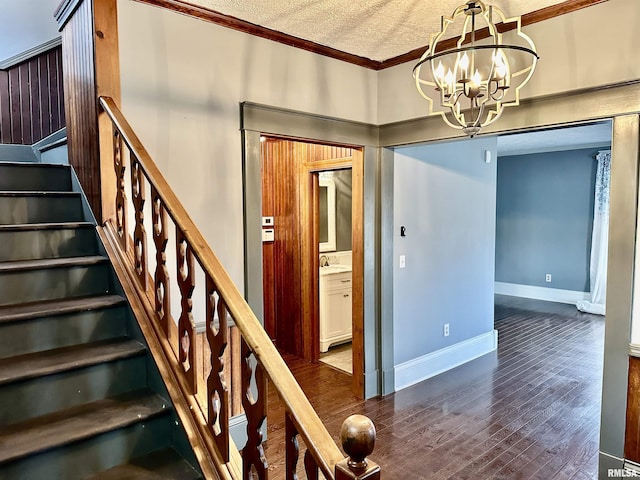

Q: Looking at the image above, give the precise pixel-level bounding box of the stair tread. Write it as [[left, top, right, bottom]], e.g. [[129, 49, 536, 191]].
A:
[[87, 449, 202, 480], [0, 390, 169, 465], [0, 161, 69, 168], [0, 294, 126, 325], [0, 221, 94, 232], [0, 191, 79, 197], [0, 338, 146, 386], [0, 255, 108, 273]]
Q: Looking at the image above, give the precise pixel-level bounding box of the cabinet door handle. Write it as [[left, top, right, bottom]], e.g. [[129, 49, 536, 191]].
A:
[[343, 294, 350, 298], [341, 280, 351, 283]]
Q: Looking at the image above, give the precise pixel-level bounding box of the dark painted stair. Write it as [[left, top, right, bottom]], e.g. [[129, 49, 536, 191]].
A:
[[0, 162, 202, 479]]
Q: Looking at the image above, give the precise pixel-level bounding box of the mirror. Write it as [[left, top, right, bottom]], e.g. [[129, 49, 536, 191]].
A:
[[319, 176, 336, 252]]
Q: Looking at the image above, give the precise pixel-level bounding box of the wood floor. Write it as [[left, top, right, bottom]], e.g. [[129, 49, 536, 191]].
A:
[[263, 295, 605, 479]]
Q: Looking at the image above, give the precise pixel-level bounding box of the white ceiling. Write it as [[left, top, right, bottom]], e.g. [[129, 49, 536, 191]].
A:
[[195, 0, 564, 61], [497, 122, 612, 157]]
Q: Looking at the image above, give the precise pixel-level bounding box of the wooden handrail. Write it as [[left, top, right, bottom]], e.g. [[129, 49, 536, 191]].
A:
[[97, 96, 379, 479]]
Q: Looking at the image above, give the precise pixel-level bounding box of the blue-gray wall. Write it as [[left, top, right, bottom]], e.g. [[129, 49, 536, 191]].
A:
[[495, 148, 605, 292], [393, 137, 497, 365]]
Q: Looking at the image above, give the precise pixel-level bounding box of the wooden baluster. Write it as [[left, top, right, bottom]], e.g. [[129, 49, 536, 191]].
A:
[[176, 230, 197, 392], [335, 415, 380, 480], [303, 450, 319, 480], [206, 276, 229, 461], [130, 156, 147, 288], [241, 338, 268, 480], [113, 129, 127, 249], [285, 414, 299, 480], [151, 187, 170, 335]]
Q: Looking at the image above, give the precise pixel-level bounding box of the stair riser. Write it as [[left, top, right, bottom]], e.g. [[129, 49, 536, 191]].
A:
[[0, 415, 171, 479], [0, 356, 147, 426], [0, 164, 71, 191], [0, 227, 97, 262], [0, 195, 84, 224], [0, 263, 111, 306], [0, 306, 127, 359]]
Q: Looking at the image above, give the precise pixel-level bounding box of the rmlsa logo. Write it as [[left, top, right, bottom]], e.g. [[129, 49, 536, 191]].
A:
[[609, 469, 640, 478]]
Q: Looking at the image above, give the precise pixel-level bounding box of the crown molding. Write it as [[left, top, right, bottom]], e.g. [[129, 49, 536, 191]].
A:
[[0, 37, 62, 71], [134, 0, 608, 70]]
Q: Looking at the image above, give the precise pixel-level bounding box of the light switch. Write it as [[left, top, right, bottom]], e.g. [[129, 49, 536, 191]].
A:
[[262, 216, 274, 227], [399, 255, 406, 268]]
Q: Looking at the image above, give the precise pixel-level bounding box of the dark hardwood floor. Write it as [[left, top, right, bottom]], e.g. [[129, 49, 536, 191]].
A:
[[264, 295, 604, 479]]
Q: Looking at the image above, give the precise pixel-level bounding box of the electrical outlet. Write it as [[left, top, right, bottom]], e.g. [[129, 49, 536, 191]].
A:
[[545, 273, 552, 283], [444, 323, 449, 337]]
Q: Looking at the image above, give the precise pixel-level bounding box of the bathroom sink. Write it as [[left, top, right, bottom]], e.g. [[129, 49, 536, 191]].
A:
[[319, 265, 352, 275]]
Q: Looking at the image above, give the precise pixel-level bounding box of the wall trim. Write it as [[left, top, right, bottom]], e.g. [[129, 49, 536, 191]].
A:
[[495, 282, 589, 305], [242, 82, 640, 152], [600, 451, 625, 477], [54, 0, 84, 30], [241, 102, 379, 147], [394, 329, 498, 392], [0, 38, 62, 70], [133, 0, 606, 70]]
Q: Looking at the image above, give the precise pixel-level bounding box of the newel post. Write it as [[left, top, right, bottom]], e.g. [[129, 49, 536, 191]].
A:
[[55, 0, 120, 224], [335, 415, 381, 480]]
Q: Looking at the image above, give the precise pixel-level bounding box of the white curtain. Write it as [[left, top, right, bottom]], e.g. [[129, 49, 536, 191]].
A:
[[577, 150, 611, 315]]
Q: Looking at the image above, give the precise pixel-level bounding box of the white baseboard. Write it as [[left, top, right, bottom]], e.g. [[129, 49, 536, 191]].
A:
[[495, 282, 589, 305], [394, 330, 498, 392]]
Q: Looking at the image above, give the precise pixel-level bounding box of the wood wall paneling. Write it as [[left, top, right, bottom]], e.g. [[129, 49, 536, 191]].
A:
[[625, 356, 640, 461], [0, 47, 65, 145], [57, 0, 120, 223], [261, 138, 356, 367], [60, 0, 101, 219]]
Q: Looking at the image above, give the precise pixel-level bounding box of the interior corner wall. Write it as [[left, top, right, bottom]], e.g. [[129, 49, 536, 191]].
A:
[[495, 148, 602, 292], [377, 0, 640, 124], [116, 0, 378, 288], [392, 136, 498, 386]]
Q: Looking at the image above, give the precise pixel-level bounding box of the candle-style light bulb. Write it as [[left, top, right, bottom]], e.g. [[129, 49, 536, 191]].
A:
[[493, 51, 507, 79], [471, 69, 481, 86], [459, 52, 469, 78], [435, 61, 445, 83], [445, 68, 455, 94]]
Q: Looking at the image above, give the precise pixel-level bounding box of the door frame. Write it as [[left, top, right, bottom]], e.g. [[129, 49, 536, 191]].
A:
[[300, 152, 364, 396]]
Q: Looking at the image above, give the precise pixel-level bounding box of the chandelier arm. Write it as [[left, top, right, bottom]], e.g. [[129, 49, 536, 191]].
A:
[[420, 44, 538, 67]]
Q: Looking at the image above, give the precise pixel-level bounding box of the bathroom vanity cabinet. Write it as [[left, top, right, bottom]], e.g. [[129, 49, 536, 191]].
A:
[[319, 268, 352, 353]]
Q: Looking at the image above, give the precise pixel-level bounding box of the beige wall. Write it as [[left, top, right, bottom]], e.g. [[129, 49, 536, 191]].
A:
[[118, 0, 378, 287], [378, 0, 640, 124]]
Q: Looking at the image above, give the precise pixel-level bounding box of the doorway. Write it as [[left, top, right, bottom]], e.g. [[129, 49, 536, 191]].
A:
[[317, 169, 353, 374], [259, 136, 364, 395]]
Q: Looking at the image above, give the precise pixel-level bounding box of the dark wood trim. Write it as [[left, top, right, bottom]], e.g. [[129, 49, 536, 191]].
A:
[[134, 0, 380, 69], [134, 0, 607, 71], [379, 0, 609, 69]]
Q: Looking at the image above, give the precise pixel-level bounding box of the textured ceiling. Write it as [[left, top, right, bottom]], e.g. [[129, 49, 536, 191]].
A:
[[192, 0, 565, 61]]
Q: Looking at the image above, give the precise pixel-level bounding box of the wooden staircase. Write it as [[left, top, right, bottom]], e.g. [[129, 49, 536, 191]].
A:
[[0, 161, 202, 479]]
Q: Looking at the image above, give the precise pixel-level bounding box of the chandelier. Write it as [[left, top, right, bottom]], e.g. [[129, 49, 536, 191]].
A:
[[413, 1, 539, 137]]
